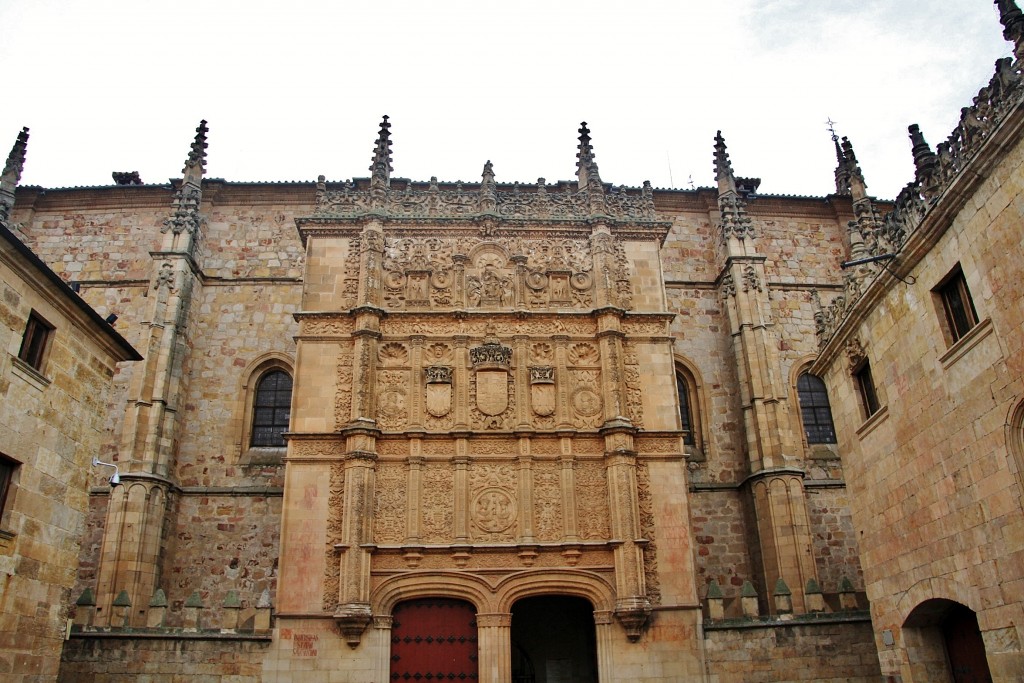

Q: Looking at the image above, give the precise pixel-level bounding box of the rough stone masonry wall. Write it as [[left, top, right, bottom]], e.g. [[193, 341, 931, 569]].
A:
[[59, 636, 270, 683], [704, 620, 882, 682]]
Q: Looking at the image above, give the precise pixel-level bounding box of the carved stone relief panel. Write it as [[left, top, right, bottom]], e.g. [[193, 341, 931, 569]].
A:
[[522, 238, 594, 308], [374, 462, 407, 544], [533, 461, 563, 542], [575, 460, 610, 540], [339, 237, 361, 310], [469, 463, 518, 543], [323, 462, 345, 611], [623, 343, 645, 429], [421, 464, 455, 544], [467, 243, 515, 308], [635, 462, 661, 605], [382, 238, 455, 309], [376, 370, 409, 431], [334, 343, 354, 429]]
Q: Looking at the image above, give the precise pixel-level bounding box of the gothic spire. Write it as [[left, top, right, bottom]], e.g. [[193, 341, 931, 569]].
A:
[[575, 122, 602, 192], [996, 0, 1024, 60], [163, 121, 207, 237], [182, 120, 208, 188], [837, 136, 867, 202], [369, 115, 393, 190], [713, 130, 737, 196], [0, 127, 29, 225], [908, 124, 938, 187], [713, 131, 753, 241]]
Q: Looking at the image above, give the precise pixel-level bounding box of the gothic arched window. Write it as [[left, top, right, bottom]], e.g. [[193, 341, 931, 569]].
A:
[[676, 371, 696, 446], [797, 372, 837, 445], [251, 370, 293, 447]]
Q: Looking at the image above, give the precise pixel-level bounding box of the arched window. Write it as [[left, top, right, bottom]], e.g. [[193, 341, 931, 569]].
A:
[[676, 371, 696, 447], [251, 370, 293, 447], [796, 372, 837, 444]]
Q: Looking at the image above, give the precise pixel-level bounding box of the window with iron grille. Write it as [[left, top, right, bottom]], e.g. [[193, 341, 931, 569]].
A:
[[18, 311, 54, 372], [797, 372, 837, 444], [0, 453, 17, 519], [251, 370, 292, 447]]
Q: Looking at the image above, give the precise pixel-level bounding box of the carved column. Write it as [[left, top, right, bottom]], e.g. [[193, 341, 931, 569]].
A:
[[372, 615, 394, 682], [358, 222, 385, 308], [452, 253, 468, 308], [454, 335, 470, 430], [476, 613, 512, 683], [350, 316, 381, 423], [409, 336, 426, 430], [596, 319, 627, 425], [335, 445, 377, 646], [602, 427, 651, 640], [594, 610, 616, 681], [405, 454, 423, 545], [513, 335, 530, 429], [590, 226, 615, 309], [553, 334, 573, 430], [511, 254, 528, 310], [516, 449, 536, 548], [453, 452, 470, 544]]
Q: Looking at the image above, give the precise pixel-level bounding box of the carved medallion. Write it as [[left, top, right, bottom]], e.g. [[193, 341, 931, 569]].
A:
[[472, 488, 516, 534], [572, 387, 602, 418]]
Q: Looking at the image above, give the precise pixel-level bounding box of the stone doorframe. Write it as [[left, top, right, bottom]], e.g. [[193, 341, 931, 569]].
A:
[[370, 569, 617, 683]]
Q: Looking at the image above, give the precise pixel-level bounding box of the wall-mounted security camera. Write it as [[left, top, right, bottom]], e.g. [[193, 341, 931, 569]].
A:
[[92, 457, 121, 487]]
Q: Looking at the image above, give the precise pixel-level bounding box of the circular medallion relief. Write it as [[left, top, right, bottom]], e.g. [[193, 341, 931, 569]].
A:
[[526, 271, 548, 291], [384, 271, 407, 289], [570, 272, 593, 291], [571, 387, 603, 417], [472, 488, 517, 533]]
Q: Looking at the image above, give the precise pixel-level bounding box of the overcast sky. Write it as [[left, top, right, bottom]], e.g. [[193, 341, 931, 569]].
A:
[[0, 1, 1013, 198]]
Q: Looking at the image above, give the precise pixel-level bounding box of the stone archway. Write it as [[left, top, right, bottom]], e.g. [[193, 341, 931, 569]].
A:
[[903, 598, 992, 683], [510, 596, 598, 683]]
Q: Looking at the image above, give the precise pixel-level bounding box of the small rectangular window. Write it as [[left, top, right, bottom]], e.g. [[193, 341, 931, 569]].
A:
[[854, 361, 880, 418], [936, 267, 978, 344], [18, 311, 54, 372], [0, 454, 17, 517]]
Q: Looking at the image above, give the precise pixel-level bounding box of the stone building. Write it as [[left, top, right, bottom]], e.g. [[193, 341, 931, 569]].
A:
[[1, 3, 1021, 682], [0, 129, 141, 682], [809, 3, 1024, 680]]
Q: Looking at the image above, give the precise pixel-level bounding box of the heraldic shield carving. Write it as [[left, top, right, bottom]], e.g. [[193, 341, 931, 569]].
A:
[[530, 366, 555, 417], [470, 333, 512, 417], [425, 365, 453, 417]]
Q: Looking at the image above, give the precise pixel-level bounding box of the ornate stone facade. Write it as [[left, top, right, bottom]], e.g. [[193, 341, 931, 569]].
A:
[[3, 7, 1023, 681]]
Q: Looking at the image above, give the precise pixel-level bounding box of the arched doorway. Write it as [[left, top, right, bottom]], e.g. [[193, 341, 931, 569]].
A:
[[390, 598, 478, 681], [904, 599, 992, 683], [510, 596, 597, 683]]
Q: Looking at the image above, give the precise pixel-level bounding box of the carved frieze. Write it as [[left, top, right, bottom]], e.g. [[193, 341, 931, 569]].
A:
[[421, 464, 454, 543], [575, 461, 611, 540], [335, 344, 354, 429], [534, 462, 563, 542], [374, 462, 407, 544]]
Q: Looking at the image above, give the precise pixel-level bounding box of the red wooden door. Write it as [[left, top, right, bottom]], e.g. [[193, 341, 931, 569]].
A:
[[390, 598, 478, 681], [943, 605, 992, 683]]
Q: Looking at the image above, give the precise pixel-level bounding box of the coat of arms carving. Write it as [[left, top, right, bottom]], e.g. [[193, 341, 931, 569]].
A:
[[471, 333, 512, 417], [425, 365, 453, 417], [529, 366, 556, 417]]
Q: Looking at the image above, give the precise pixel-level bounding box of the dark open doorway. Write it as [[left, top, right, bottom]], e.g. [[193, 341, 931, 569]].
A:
[[510, 595, 598, 683]]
